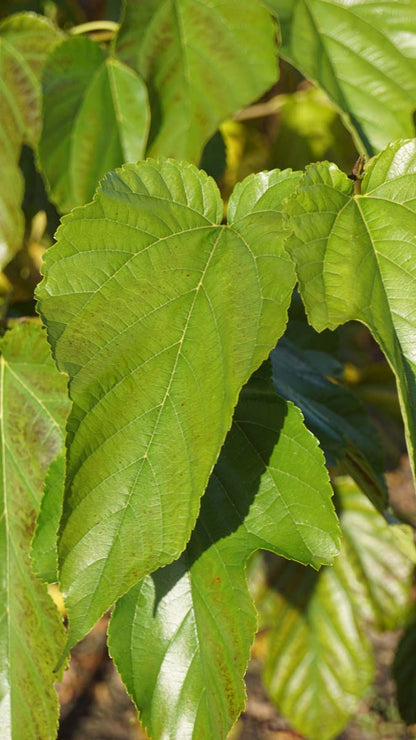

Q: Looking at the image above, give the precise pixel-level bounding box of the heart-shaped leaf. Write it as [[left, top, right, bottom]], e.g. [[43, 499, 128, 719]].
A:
[[37, 162, 302, 649], [108, 363, 340, 740]]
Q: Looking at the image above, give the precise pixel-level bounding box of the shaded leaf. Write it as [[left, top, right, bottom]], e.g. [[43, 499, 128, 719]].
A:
[[285, 139, 416, 486], [0, 12, 60, 266], [271, 337, 387, 509], [258, 478, 414, 740], [39, 35, 150, 212], [115, 0, 279, 161], [109, 364, 339, 740], [0, 322, 70, 738], [37, 161, 301, 649], [393, 612, 416, 724], [269, 0, 416, 154]]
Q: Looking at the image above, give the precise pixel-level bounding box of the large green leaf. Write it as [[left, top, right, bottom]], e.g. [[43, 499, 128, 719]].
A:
[[39, 36, 150, 213], [269, 0, 416, 155], [37, 162, 301, 649], [0, 322, 70, 738], [0, 13, 60, 266], [258, 478, 415, 740], [108, 364, 339, 740], [115, 0, 278, 162], [285, 139, 416, 485]]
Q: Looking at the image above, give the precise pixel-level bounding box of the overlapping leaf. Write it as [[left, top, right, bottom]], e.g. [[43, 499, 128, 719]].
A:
[[0, 322, 70, 738], [285, 139, 416, 485], [258, 478, 415, 740], [32, 450, 65, 583], [271, 337, 386, 509], [0, 13, 60, 266], [39, 36, 150, 212], [108, 364, 339, 740], [37, 161, 302, 649], [394, 612, 416, 724], [269, 0, 416, 154], [115, 0, 278, 162]]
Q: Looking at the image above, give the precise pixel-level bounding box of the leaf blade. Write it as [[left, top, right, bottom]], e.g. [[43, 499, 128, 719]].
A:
[[39, 36, 150, 212], [286, 139, 416, 484], [109, 365, 340, 740], [0, 322, 70, 739], [37, 162, 301, 648], [115, 0, 279, 161], [270, 0, 416, 154]]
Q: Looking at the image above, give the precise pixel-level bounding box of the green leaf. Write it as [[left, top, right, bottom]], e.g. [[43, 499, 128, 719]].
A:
[[271, 337, 387, 509], [0, 322, 70, 739], [39, 36, 150, 212], [269, 0, 416, 155], [259, 478, 415, 740], [393, 612, 416, 724], [31, 449, 66, 583], [115, 0, 278, 161], [0, 13, 60, 266], [37, 162, 301, 649], [108, 364, 339, 740], [285, 139, 416, 487]]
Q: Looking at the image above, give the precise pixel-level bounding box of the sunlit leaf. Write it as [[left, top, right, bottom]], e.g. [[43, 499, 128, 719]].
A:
[[0, 322, 70, 738], [269, 0, 416, 154], [39, 36, 150, 212], [109, 364, 339, 740], [285, 139, 416, 486], [115, 0, 279, 161], [37, 161, 302, 649], [258, 478, 415, 740]]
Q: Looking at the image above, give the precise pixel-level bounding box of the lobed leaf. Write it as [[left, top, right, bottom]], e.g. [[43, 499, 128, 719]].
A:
[[285, 139, 416, 487], [0, 322, 70, 738], [37, 162, 302, 649], [108, 364, 340, 740], [269, 0, 416, 155], [39, 36, 150, 212], [259, 478, 415, 740], [0, 13, 60, 266], [115, 0, 279, 162]]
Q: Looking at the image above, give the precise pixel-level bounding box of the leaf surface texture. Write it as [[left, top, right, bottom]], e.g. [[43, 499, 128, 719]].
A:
[[37, 162, 301, 647]]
